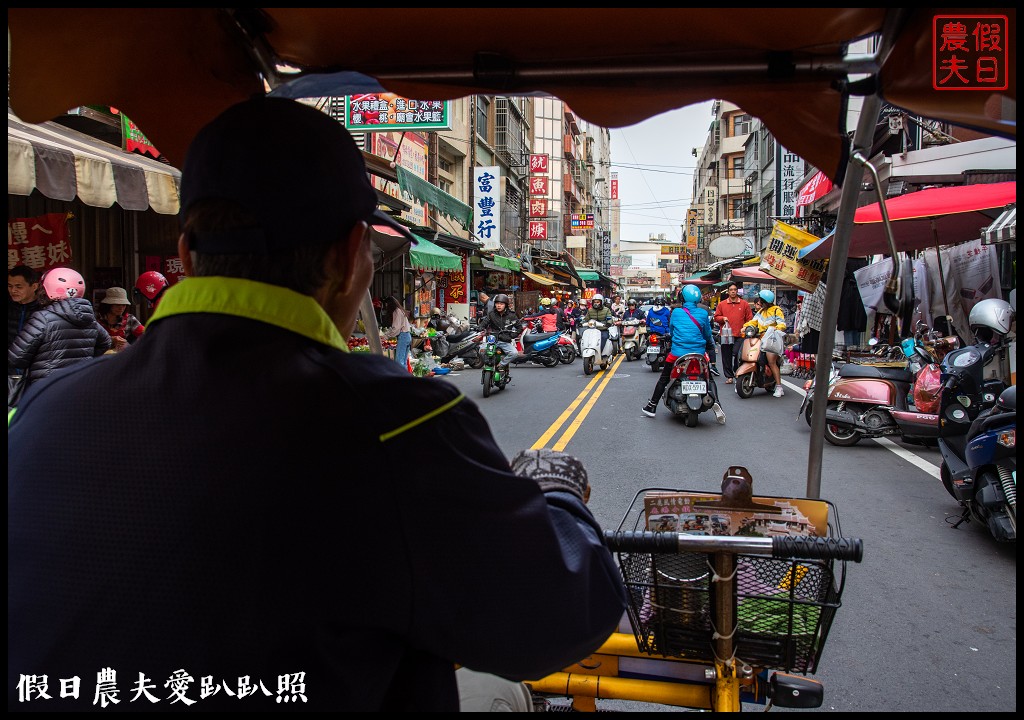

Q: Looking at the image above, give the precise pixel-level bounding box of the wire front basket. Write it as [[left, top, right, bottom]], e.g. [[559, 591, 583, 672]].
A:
[[616, 488, 848, 673]]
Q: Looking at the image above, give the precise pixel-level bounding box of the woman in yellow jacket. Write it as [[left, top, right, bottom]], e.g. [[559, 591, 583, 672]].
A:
[[742, 288, 787, 397]]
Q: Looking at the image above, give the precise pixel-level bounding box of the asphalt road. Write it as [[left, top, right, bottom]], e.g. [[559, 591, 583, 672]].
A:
[[435, 351, 1016, 712]]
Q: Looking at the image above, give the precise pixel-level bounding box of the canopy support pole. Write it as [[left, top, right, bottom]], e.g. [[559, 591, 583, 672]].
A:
[[931, 221, 952, 322], [806, 92, 884, 499]]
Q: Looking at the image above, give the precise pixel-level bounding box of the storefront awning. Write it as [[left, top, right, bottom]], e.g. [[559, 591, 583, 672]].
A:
[[492, 255, 521, 272], [522, 270, 567, 286], [8, 111, 181, 214], [981, 205, 1015, 245], [397, 167, 472, 230], [577, 270, 600, 281], [409, 233, 463, 271]]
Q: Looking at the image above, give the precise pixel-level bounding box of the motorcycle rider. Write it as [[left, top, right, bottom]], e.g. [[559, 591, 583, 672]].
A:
[[479, 292, 520, 374], [645, 297, 672, 338], [643, 284, 726, 423], [427, 307, 451, 333], [584, 293, 615, 355], [134, 270, 169, 310], [523, 297, 561, 333], [743, 288, 787, 397], [622, 298, 644, 322]]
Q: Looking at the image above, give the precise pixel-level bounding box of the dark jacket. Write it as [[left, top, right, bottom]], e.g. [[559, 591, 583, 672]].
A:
[[8, 297, 41, 349], [8, 277, 626, 712], [480, 307, 520, 342], [7, 297, 111, 383]]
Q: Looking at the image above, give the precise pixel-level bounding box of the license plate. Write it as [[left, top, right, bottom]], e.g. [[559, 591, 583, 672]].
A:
[[647, 347, 660, 355], [677, 381, 706, 393]]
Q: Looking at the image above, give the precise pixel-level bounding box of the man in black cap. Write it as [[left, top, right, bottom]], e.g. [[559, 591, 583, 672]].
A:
[[8, 98, 625, 712]]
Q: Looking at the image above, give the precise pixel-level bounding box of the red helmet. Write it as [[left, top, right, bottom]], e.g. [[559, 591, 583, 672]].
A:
[[134, 271, 169, 307], [41, 267, 86, 299]]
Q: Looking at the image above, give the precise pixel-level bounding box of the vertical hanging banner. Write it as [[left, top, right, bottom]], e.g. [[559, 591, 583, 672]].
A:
[[474, 166, 501, 251], [705, 187, 717, 225], [610, 173, 619, 200], [8, 213, 72, 272], [775, 146, 804, 219]]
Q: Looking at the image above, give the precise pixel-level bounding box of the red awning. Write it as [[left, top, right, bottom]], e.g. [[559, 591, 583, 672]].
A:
[[730, 267, 776, 281]]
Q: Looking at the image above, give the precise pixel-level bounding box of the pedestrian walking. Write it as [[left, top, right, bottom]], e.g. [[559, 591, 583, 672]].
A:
[[713, 283, 752, 384]]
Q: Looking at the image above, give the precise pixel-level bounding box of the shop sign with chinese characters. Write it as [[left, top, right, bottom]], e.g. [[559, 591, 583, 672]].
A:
[[344, 94, 451, 131], [8, 213, 72, 272], [760, 221, 828, 292], [933, 15, 1008, 91], [474, 167, 501, 251], [775, 147, 804, 219], [529, 221, 548, 240]]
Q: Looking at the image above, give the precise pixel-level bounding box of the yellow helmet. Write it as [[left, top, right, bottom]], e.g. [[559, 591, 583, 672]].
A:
[[540, 297, 552, 306]]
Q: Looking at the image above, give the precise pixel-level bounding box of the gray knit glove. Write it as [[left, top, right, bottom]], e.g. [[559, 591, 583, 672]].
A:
[[511, 449, 590, 502]]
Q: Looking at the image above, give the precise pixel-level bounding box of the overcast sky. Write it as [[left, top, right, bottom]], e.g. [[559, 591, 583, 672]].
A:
[[608, 101, 715, 247]]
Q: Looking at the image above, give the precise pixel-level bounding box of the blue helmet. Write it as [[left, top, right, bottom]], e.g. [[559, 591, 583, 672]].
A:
[[682, 284, 702, 304], [758, 289, 776, 304]]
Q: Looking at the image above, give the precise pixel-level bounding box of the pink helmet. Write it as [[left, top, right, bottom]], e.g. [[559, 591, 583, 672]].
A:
[[42, 267, 86, 299], [134, 270, 169, 307]]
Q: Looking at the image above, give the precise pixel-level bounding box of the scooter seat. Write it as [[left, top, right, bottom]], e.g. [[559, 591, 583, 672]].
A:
[[447, 330, 476, 342], [523, 332, 558, 344], [838, 364, 914, 383]]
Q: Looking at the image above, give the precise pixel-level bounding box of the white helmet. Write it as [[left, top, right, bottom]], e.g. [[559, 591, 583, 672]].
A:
[[591, 294, 604, 304], [969, 298, 1014, 342]]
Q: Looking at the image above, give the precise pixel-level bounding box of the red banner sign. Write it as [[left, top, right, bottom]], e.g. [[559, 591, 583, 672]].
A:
[[8, 213, 72, 273], [796, 170, 833, 208], [528, 221, 548, 240], [145, 255, 187, 285], [529, 198, 548, 217], [529, 176, 549, 196], [529, 154, 550, 173]]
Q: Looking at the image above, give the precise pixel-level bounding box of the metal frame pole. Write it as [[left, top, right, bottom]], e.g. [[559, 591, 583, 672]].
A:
[[806, 92, 884, 498]]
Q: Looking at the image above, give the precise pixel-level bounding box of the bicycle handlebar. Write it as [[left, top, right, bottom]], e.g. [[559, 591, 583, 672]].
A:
[[604, 530, 863, 563]]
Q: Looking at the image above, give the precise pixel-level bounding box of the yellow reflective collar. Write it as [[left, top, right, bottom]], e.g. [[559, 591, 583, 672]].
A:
[[150, 277, 349, 351]]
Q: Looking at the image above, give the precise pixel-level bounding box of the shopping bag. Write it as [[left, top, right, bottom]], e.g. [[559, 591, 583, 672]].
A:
[[762, 327, 785, 355], [8, 373, 28, 410]]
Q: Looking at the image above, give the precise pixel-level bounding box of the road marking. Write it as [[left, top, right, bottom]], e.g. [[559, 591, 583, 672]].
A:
[[532, 354, 625, 451], [781, 378, 942, 477], [552, 355, 625, 451]]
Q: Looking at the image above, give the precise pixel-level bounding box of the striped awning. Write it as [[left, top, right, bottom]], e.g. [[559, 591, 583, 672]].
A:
[[8, 111, 181, 214], [981, 205, 1015, 245]]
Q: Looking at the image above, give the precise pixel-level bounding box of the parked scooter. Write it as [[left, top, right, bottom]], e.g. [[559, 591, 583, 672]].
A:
[[936, 298, 1016, 542], [798, 321, 950, 444], [941, 386, 1016, 542], [580, 319, 614, 375], [508, 323, 561, 368], [432, 328, 486, 369], [620, 318, 647, 361], [645, 332, 670, 372], [662, 353, 717, 427], [734, 325, 778, 398], [817, 326, 956, 446]]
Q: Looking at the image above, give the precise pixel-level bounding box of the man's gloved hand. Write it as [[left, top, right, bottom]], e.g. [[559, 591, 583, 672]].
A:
[[511, 449, 591, 503]]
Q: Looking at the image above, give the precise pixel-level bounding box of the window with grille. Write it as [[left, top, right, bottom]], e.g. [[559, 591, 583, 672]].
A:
[[732, 156, 744, 179]]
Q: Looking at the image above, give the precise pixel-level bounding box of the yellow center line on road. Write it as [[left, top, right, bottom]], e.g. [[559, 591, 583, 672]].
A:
[[532, 353, 626, 451]]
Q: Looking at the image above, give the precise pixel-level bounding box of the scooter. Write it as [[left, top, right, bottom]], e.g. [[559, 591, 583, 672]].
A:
[[937, 333, 1015, 542], [645, 332, 670, 372], [734, 325, 778, 398], [480, 334, 510, 398], [663, 353, 717, 427], [620, 318, 647, 361], [580, 319, 614, 375], [608, 322, 621, 357], [555, 330, 577, 364], [818, 331, 948, 447], [432, 328, 486, 369], [941, 385, 1016, 542], [508, 323, 561, 368]]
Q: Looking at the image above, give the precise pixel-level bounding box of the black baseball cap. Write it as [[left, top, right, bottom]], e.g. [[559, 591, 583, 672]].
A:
[[180, 96, 415, 254]]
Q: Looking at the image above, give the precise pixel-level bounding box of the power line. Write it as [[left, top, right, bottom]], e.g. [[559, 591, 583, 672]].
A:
[[614, 128, 683, 243]]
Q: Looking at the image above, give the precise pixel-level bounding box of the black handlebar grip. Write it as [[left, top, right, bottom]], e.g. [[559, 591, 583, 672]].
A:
[[772, 536, 863, 562], [604, 530, 679, 553]]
